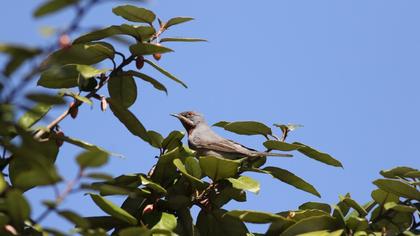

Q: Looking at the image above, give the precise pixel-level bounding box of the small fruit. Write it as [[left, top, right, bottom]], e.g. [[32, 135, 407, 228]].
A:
[[135, 56, 144, 69], [59, 34, 71, 49], [100, 97, 107, 112], [153, 53, 161, 61], [69, 102, 78, 119], [142, 204, 154, 214], [55, 131, 64, 147]]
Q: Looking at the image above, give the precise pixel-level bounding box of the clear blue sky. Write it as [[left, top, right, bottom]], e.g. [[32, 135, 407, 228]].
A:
[[1, 0, 419, 233]]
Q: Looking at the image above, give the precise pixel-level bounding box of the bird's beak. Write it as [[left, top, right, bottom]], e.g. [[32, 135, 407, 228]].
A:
[[170, 113, 180, 118]]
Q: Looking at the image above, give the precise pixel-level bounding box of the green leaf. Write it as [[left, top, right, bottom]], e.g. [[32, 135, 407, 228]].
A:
[[26, 93, 66, 105], [34, 0, 78, 17], [197, 209, 248, 236], [251, 167, 320, 197], [17, 103, 52, 129], [0, 44, 41, 76], [165, 17, 194, 29], [112, 5, 156, 24], [384, 202, 417, 213], [184, 156, 202, 179], [380, 166, 419, 179], [6, 189, 31, 229], [147, 130, 164, 148], [69, 93, 93, 106], [127, 70, 168, 94], [281, 215, 340, 236], [45, 42, 114, 65], [76, 150, 109, 169], [214, 121, 272, 136], [107, 98, 149, 143], [293, 142, 342, 167], [162, 131, 184, 151], [76, 65, 109, 78], [175, 209, 199, 236], [38, 64, 79, 88], [89, 194, 137, 225], [58, 210, 90, 229], [373, 179, 420, 200], [152, 212, 177, 231], [296, 230, 344, 236], [159, 37, 207, 43], [0, 173, 7, 194], [57, 134, 112, 153], [264, 140, 303, 151], [346, 216, 368, 231], [144, 59, 188, 88], [9, 135, 61, 191], [199, 156, 242, 181], [108, 75, 137, 108], [139, 175, 167, 195], [130, 43, 173, 56], [228, 176, 260, 194], [371, 189, 399, 205], [226, 210, 288, 224], [74, 24, 155, 44], [299, 202, 331, 214], [339, 195, 368, 217], [173, 158, 204, 187]]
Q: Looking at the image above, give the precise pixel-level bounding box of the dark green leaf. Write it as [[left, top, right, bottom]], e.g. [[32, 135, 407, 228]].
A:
[[34, 0, 78, 17], [165, 17, 194, 29], [76, 150, 109, 169], [130, 43, 173, 56], [227, 176, 260, 194], [89, 194, 137, 225], [108, 75, 137, 108], [173, 158, 204, 187], [199, 156, 242, 181], [45, 42, 114, 65], [250, 167, 320, 197], [74, 24, 155, 44], [57, 134, 112, 153], [17, 103, 52, 129], [299, 202, 331, 214], [371, 189, 399, 205], [339, 195, 368, 217], [58, 210, 90, 229], [380, 166, 419, 179], [6, 189, 31, 229], [107, 98, 149, 142], [159, 37, 206, 43], [147, 130, 164, 148], [293, 142, 342, 167], [175, 209, 199, 236], [139, 175, 167, 194], [26, 93, 65, 105], [144, 59, 187, 88], [184, 156, 202, 179], [384, 202, 417, 213], [281, 215, 340, 236], [373, 179, 420, 200], [112, 5, 156, 24], [214, 121, 272, 136], [346, 216, 368, 231], [0, 44, 41, 76], [196, 209, 248, 236], [263, 140, 303, 151], [76, 64, 109, 78], [127, 70, 168, 94], [0, 173, 7, 194], [162, 131, 184, 151], [82, 216, 127, 231], [38, 64, 79, 88], [226, 210, 288, 224]]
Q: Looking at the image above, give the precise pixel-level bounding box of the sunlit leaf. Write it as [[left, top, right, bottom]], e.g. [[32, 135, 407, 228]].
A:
[[199, 156, 242, 181], [17, 103, 52, 129], [76, 150, 109, 169], [45, 42, 114, 65], [293, 142, 342, 167], [373, 179, 420, 200], [228, 176, 260, 194]]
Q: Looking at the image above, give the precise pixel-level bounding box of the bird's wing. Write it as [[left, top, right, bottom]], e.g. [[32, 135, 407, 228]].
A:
[[196, 136, 256, 155]]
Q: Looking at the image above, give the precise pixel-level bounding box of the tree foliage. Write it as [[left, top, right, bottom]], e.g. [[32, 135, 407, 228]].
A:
[[0, 1, 418, 235]]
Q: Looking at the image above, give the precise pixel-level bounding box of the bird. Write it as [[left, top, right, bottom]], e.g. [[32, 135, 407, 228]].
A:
[[171, 111, 292, 159]]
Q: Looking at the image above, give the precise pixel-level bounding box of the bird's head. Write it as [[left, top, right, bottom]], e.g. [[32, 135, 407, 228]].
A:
[[171, 111, 205, 131]]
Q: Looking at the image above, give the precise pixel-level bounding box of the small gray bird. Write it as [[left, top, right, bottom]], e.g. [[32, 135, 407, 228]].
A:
[[171, 111, 292, 159]]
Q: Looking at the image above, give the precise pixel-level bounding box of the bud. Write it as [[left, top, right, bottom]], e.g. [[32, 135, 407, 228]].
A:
[[135, 56, 145, 70], [55, 131, 64, 147], [142, 204, 154, 214], [153, 53, 162, 61], [69, 102, 78, 119], [59, 34, 71, 49], [100, 97, 108, 112]]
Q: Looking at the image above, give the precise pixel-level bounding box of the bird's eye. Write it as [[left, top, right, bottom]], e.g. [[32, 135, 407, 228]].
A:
[[187, 112, 193, 117]]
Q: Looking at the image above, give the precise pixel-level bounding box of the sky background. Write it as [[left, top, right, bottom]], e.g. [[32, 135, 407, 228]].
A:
[[1, 0, 420, 233]]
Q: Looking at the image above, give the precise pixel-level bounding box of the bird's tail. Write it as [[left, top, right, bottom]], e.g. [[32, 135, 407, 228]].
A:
[[252, 151, 293, 157]]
